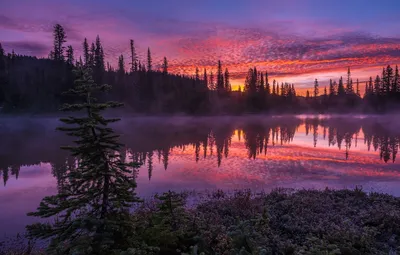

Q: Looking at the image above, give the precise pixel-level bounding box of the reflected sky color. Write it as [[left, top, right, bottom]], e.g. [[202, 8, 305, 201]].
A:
[[1, 0, 400, 90], [1, 116, 400, 237]]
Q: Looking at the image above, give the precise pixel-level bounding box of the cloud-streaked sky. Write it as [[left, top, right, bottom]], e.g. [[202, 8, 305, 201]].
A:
[[1, 0, 400, 91]]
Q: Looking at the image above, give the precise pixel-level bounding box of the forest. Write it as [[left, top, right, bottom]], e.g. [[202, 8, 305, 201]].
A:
[[0, 24, 399, 115]]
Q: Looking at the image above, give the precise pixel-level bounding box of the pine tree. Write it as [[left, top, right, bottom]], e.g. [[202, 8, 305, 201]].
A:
[[209, 71, 215, 90], [195, 67, 200, 81], [147, 47, 152, 72], [0, 42, 4, 57], [83, 38, 89, 66], [265, 72, 270, 96], [329, 79, 335, 97], [394, 65, 399, 94], [216, 60, 224, 95], [369, 77, 373, 95], [52, 24, 66, 61], [66, 45, 74, 66], [382, 68, 387, 95], [203, 68, 208, 89], [94, 35, 104, 72], [89, 43, 95, 67], [129, 39, 137, 72], [356, 79, 360, 97], [276, 82, 280, 95], [338, 76, 345, 96], [314, 78, 319, 98], [346, 67, 353, 94], [118, 55, 125, 76], [272, 80, 276, 95], [162, 57, 168, 74], [374, 75, 381, 96], [386, 65, 394, 95], [224, 68, 231, 92], [26, 66, 141, 254]]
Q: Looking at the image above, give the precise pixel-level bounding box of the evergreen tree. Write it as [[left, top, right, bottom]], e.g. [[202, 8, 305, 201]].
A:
[[272, 80, 276, 95], [94, 36, 104, 71], [382, 68, 387, 95], [265, 72, 270, 96], [162, 57, 168, 74], [329, 79, 335, 97], [52, 24, 66, 61], [216, 60, 224, 95], [118, 55, 125, 76], [369, 77, 374, 95], [83, 38, 89, 66], [394, 65, 399, 94], [147, 47, 152, 72], [356, 79, 360, 97], [209, 71, 215, 90], [0, 42, 4, 57], [224, 68, 231, 92], [386, 65, 394, 95], [276, 82, 280, 95], [338, 77, 345, 96], [129, 39, 137, 73], [89, 43, 95, 67], [314, 79, 319, 98], [203, 68, 208, 89], [346, 67, 353, 94], [66, 45, 74, 66], [26, 66, 141, 254], [374, 75, 381, 96], [195, 67, 200, 81]]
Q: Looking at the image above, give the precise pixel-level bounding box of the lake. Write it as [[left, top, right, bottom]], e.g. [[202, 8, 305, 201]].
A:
[[1, 115, 400, 237]]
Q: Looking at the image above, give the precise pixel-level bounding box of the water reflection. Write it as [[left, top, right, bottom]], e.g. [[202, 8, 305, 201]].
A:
[[1, 117, 400, 187]]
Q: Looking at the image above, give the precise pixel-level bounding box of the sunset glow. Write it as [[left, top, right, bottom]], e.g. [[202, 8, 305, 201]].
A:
[[1, 0, 399, 90]]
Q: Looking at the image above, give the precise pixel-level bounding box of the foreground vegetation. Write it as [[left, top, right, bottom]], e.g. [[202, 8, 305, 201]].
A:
[[2, 188, 400, 255]]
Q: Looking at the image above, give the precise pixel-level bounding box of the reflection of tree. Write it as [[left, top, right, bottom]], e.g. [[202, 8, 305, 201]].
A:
[[162, 148, 169, 171], [363, 123, 400, 163], [3, 117, 400, 186], [147, 151, 153, 180]]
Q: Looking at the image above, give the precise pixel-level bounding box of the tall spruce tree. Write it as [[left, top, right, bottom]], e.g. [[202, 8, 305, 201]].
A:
[[83, 38, 89, 66], [338, 77, 345, 96], [314, 79, 319, 98], [147, 47, 152, 72], [162, 57, 168, 75], [66, 45, 74, 66], [346, 67, 353, 94], [394, 65, 399, 94], [129, 39, 137, 73], [26, 66, 141, 254], [216, 60, 224, 95], [52, 24, 66, 61], [203, 68, 208, 89], [224, 68, 231, 92]]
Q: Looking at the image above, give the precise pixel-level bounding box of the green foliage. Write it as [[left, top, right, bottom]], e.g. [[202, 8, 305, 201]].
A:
[[26, 66, 141, 254], [132, 191, 196, 254]]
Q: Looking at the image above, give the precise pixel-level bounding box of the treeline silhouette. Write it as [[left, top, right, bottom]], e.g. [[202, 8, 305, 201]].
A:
[[1, 117, 400, 186], [1, 24, 399, 114]]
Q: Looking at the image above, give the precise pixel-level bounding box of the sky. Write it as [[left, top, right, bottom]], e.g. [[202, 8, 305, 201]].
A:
[[1, 0, 400, 92]]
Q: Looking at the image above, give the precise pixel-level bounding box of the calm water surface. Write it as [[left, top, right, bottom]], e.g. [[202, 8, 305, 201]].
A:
[[1, 115, 400, 237]]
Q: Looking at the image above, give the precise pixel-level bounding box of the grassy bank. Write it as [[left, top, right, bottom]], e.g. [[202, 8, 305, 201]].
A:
[[2, 188, 400, 255]]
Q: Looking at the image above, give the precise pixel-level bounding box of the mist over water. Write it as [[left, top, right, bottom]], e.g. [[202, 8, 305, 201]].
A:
[[1, 115, 400, 237]]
